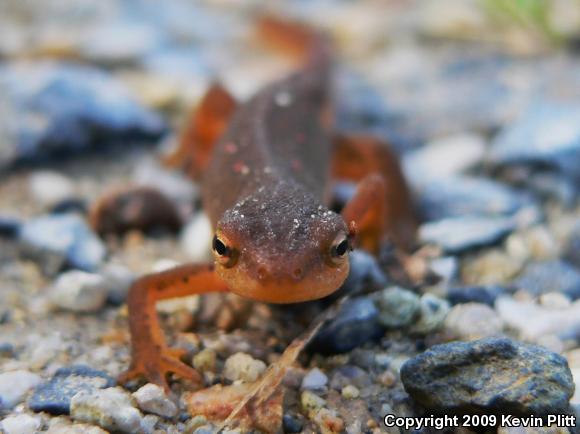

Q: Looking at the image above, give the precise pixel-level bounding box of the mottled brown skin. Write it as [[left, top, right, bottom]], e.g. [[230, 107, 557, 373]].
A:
[[119, 18, 417, 391]]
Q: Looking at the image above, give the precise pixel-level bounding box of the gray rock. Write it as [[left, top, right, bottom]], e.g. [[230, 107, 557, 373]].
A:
[[375, 287, 420, 328], [444, 303, 504, 340], [310, 297, 384, 354], [490, 101, 580, 187], [0, 414, 41, 434], [419, 216, 516, 253], [0, 62, 165, 169], [29, 365, 115, 415], [0, 370, 42, 409], [514, 260, 580, 299], [403, 133, 486, 185], [429, 256, 459, 285], [496, 297, 580, 341], [301, 368, 328, 390], [70, 387, 143, 433], [19, 213, 106, 272], [29, 171, 75, 208], [81, 21, 165, 65], [329, 365, 372, 390], [132, 383, 177, 418], [416, 177, 535, 222], [49, 271, 108, 312], [401, 337, 574, 416], [101, 263, 136, 305], [409, 294, 450, 334]]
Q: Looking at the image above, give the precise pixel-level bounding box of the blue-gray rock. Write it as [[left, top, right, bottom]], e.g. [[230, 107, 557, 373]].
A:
[[490, 101, 580, 187], [513, 260, 580, 299], [29, 365, 115, 415], [429, 256, 459, 285], [416, 177, 535, 222], [375, 287, 420, 328], [342, 250, 388, 294], [282, 414, 304, 433], [301, 368, 328, 390], [401, 338, 574, 417], [419, 216, 516, 254], [409, 294, 450, 334], [0, 216, 20, 238], [19, 213, 106, 272], [0, 62, 166, 169], [310, 297, 384, 355], [447, 285, 508, 306], [0, 343, 14, 357], [329, 365, 372, 390], [564, 226, 580, 269]]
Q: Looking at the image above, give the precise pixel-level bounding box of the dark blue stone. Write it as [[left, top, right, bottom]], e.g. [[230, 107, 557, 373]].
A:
[[282, 414, 304, 433], [29, 365, 115, 415], [50, 198, 88, 215], [564, 225, 580, 270], [0, 216, 20, 238], [447, 286, 508, 306], [309, 297, 384, 355]]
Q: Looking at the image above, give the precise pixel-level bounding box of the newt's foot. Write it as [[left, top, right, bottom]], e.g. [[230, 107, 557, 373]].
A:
[[119, 348, 202, 393]]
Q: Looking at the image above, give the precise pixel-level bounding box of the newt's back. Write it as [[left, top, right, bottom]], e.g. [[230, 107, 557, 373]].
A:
[[201, 21, 334, 225]]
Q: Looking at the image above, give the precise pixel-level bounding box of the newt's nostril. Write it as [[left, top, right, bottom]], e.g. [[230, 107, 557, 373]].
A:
[[293, 268, 303, 280], [257, 267, 267, 280]]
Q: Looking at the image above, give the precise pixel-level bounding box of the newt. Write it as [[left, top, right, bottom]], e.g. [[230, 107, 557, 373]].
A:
[[119, 17, 417, 391]]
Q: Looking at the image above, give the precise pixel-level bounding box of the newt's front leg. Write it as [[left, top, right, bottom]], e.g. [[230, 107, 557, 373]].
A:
[[119, 263, 230, 391]]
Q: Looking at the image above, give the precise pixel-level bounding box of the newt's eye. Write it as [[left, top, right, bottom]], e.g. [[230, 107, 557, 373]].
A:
[[329, 234, 350, 265], [212, 234, 237, 267]]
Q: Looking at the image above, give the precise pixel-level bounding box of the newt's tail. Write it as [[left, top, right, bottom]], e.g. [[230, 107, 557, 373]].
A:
[[255, 15, 333, 72]]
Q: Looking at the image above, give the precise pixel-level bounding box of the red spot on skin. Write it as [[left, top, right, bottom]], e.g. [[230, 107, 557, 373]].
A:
[[225, 142, 238, 154], [291, 159, 302, 171], [233, 161, 249, 175]]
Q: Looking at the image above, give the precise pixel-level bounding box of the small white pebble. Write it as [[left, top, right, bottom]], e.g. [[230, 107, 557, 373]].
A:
[[223, 352, 266, 383], [180, 213, 213, 261], [0, 370, 42, 409], [70, 387, 143, 433], [49, 271, 107, 312], [341, 385, 360, 399], [301, 368, 328, 390], [300, 391, 326, 411], [1, 414, 41, 434], [29, 170, 75, 207], [133, 383, 177, 418]]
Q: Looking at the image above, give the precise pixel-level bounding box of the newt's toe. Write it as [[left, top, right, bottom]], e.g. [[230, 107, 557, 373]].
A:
[[119, 351, 201, 393]]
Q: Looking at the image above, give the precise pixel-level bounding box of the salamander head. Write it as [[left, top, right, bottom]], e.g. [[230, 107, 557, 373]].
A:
[[211, 186, 352, 303]]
